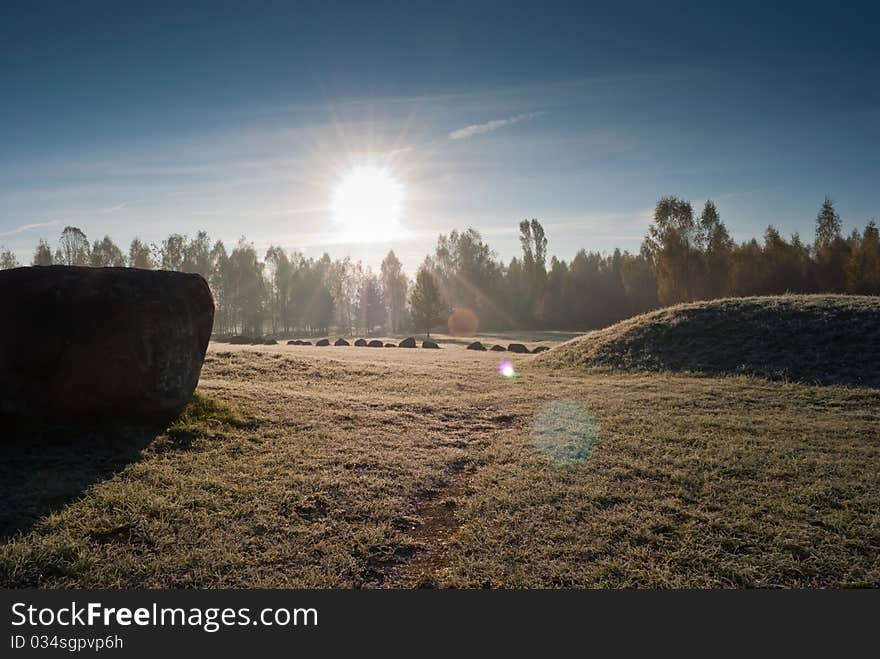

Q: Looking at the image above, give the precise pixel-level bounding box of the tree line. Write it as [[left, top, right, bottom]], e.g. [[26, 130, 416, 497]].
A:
[[1, 195, 877, 336]]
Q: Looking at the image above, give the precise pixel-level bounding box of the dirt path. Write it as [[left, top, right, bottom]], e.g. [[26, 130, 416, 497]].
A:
[[387, 457, 474, 587]]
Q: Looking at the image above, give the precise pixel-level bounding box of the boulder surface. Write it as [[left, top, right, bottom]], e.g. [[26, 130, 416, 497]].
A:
[[507, 343, 530, 354], [422, 339, 440, 349], [398, 337, 417, 348], [334, 338, 350, 346], [0, 266, 214, 423], [466, 341, 487, 351]]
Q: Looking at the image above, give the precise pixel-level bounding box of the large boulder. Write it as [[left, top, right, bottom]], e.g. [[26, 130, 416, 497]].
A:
[[0, 266, 214, 423], [334, 338, 350, 346], [490, 344, 506, 352], [354, 338, 367, 347], [398, 337, 417, 348], [368, 339, 384, 348], [507, 343, 530, 354], [315, 338, 330, 346], [466, 341, 487, 351], [422, 339, 440, 349]]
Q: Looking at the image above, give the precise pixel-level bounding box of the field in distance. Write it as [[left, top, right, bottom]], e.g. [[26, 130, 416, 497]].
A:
[[1, 296, 878, 588]]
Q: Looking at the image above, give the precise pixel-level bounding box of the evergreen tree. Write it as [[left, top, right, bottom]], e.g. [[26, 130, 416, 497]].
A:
[[90, 235, 126, 267], [813, 197, 850, 292], [846, 221, 880, 294], [697, 200, 733, 298], [128, 238, 155, 269], [815, 195, 842, 249], [32, 239, 54, 266]]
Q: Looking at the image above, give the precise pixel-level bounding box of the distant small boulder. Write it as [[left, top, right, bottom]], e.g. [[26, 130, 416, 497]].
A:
[[422, 339, 440, 349], [508, 343, 530, 354], [384, 342, 396, 348], [287, 340, 300, 345], [398, 337, 417, 348], [334, 338, 350, 346], [315, 338, 330, 346], [490, 344, 506, 352], [354, 338, 367, 346], [531, 345, 550, 353], [368, 339, 384, 348], [301, 340, 312, 346], [466, 341, 487, 351]]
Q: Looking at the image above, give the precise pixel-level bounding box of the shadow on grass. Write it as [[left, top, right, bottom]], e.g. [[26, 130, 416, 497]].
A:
[[0, 420, 161, 542], [0, 394, 247, 542]]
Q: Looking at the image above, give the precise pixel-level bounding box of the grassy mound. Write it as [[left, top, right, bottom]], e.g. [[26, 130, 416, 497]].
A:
[[536, 295, 880, 387]]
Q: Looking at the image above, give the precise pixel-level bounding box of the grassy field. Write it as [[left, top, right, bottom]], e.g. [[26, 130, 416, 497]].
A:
[[2, 324, 879, 588]]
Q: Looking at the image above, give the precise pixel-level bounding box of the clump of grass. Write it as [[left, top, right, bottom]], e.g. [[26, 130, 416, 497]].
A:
[[173, 392, 243, 428], [162, 393, 246, 446]]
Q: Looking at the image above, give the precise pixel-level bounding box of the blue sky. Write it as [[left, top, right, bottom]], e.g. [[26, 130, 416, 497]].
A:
[[1, 0, 878, 271]]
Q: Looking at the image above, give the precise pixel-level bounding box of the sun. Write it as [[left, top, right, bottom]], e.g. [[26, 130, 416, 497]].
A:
[[332, 164, 404, 243]]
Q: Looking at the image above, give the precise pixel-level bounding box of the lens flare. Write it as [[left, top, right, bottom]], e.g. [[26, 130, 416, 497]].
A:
[[531, 400, 599, 467], [447, 307, 479, 336], [497, 360, 516, 378]]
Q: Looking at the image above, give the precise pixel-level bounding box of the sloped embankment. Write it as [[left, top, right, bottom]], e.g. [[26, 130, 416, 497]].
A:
[[535, 295, 880, 387]]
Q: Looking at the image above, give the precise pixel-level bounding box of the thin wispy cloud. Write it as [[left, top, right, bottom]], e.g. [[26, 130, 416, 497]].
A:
[[238, 70, 701, 118], [102, 200, 144, 213], [0, 219, 58, 238], [448, 112, 543, 140]]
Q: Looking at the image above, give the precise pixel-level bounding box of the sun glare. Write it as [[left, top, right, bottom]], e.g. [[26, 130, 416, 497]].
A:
[[332, 165, 404, 242]]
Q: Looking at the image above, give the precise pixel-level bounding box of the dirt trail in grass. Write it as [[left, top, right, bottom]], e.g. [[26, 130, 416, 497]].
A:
[[388, 457, 474, 587]]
